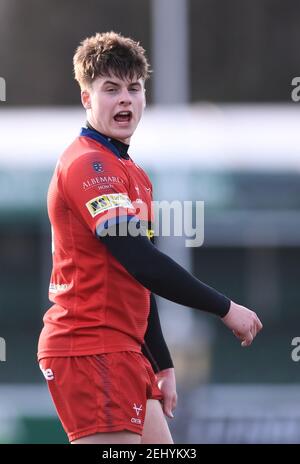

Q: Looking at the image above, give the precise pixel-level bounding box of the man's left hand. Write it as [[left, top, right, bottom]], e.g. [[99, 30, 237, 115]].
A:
[[156, 367, 177, 419]]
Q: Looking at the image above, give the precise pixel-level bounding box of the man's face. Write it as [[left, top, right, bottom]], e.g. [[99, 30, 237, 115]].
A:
[[81, 74, 146, 144]]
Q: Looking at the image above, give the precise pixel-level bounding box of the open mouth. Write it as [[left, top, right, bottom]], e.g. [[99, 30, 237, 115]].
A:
[[113, 111, 132, 123]]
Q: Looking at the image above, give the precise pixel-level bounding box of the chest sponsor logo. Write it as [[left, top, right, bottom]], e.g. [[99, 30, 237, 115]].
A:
[[86, 193, 134, 217], [82, 176, 124, 191]]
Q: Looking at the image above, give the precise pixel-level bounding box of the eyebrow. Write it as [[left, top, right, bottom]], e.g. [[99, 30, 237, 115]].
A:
[[102, 80, 142, 88]]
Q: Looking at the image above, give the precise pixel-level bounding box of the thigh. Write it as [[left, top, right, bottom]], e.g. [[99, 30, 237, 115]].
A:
[[141, 399, 174, 444], [71, 431, 141, 444]]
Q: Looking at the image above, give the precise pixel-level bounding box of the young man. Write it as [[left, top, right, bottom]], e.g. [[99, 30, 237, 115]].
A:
[[37, 31, 263, 445]]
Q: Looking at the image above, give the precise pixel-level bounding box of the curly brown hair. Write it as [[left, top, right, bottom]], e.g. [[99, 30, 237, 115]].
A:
[[73, 31, 151, 89]]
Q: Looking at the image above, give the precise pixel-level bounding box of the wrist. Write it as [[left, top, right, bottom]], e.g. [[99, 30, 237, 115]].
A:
[[221, 300, 236, 321], [157, 367, 175, 376]]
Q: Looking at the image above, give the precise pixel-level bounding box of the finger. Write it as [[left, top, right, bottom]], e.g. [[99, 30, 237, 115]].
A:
[[233, 330, 243, 340], [241, 332, 253, 347], [165, 410, 174, 419], [163, 398, 174, 418], [243, 332, 253, 346], [165, 393, 178, 419], [172, 394, 178, 412], [256, 317, 263, 331], [250, 324, 257, 339]]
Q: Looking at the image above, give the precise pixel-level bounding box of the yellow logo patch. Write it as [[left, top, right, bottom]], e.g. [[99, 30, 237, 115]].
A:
[[146, 229, 154, 240], [86, 193, 134, 218]]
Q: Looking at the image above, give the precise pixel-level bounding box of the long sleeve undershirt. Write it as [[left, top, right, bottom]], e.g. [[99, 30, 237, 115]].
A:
[[142, 293, 174, 373], [99, 228, 231, 318]]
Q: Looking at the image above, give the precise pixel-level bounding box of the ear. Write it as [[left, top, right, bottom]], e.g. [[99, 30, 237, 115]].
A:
[[81, 89, 91, 109], [143, 88, 147, 109]]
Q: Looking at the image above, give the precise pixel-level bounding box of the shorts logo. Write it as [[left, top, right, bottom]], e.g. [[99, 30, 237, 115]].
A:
[[86, 193, 134, 218], [133, 403, 143, 416], [40, 365, 54, 380], [131, 403, 143, 425], [92, 162, 104, 172], [131, 417, 142, 425]]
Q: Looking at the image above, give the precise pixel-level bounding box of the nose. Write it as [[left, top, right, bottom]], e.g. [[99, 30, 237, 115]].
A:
[[119, 88, 132, 106]]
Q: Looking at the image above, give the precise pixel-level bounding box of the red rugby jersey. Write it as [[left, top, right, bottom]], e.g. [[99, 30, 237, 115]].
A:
[[37, 128, 153, 360]]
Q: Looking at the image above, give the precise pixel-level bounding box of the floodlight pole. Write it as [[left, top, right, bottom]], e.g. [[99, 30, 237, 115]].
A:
[[151, 0, 189, 104]]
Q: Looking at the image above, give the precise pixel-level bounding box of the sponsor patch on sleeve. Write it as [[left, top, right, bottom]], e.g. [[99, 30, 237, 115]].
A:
[[86, 193, 134, 218]]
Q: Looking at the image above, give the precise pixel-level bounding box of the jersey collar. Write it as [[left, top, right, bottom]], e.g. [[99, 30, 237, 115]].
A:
[[80, 125, 130, 160]]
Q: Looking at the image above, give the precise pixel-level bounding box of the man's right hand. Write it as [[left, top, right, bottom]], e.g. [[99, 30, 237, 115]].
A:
[[221, 301, 263, 347]]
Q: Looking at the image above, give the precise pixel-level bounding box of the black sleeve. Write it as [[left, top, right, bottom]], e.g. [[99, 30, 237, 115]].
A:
[[142, 293, 174, 373], [98, 221, 231, 318]]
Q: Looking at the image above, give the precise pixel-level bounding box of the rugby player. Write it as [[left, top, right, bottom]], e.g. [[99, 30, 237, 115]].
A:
[[38, 31, 263, 444]]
